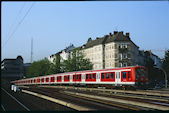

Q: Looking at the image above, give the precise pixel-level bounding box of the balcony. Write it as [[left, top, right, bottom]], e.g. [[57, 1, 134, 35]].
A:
[[118, 48, 128, 53], [119, 58, 131, 63]]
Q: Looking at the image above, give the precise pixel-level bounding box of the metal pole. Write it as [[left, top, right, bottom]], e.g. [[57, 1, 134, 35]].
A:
[[161, 68, 168, 88]]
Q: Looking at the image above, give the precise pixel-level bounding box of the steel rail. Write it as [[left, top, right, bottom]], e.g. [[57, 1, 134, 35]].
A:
[[22, 89, 95, 111], [63, 91, 169, 110], [38, 85, 169, 97], [1, 88, 30, 111]]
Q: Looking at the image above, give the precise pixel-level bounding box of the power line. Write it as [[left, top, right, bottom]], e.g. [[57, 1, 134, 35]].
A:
[[2, 2, 35, 49], [5, 2, 26, 40]]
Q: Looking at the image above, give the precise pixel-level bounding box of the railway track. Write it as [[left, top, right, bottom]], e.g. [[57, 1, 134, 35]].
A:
[[18, 86, 169, 110], [36, 85, 169, 97], [21, 87, 128, 110]]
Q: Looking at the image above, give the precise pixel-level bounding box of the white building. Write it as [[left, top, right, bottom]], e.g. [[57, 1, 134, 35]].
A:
[[82, 31, 145, 70], [48, 44, 75, 63]]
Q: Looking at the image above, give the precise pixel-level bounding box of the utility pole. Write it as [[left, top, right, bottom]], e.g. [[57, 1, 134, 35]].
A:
[[164, 48, 168, 88], [31, 38, 33, 63]]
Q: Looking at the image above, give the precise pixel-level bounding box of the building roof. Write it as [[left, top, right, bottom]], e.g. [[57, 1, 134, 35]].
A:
[[50, 44, 75, 57], [84, 35, 109, 49], [84, 31, 139, 49], [145, 50, 161, 59]]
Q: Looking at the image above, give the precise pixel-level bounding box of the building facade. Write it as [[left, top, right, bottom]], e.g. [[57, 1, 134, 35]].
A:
[[1, 56, 24, 78], [83, 31, 145, 70], [144, 50, 162, 69], [48, 44, 75, 63], [48, 31, 161, 71]]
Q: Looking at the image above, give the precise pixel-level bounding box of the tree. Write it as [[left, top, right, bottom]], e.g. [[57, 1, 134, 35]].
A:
[[62, 48, 93, 72], [47, 54, 62, 74], [26, 58, 51, 78]]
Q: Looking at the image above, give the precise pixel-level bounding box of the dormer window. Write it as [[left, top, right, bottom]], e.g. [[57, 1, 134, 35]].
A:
[[118, 44, 121, 49]]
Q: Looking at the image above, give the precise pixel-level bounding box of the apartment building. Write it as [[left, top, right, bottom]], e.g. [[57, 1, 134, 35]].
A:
[[83, 31, 144, 70], [48, 44, 75, 63], [48, 31, 158, 70]]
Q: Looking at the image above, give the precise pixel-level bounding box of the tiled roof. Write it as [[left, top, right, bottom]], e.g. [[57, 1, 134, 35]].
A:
[[84, 31, 138, 49], [84, 35, 109, 49]]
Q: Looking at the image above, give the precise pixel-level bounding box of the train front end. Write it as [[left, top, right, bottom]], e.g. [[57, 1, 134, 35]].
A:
[[134, 66, 149, 89]]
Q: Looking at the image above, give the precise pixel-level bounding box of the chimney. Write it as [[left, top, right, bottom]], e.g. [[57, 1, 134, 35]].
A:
[[114, 31, 118, 35], [126, 32, 130, 37]]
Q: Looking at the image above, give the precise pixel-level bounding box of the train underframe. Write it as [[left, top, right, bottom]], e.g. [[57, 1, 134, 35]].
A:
[[22, 82, 147, 90]]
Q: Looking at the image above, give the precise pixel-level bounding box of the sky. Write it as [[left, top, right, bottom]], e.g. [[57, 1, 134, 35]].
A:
[[2, 1, 169, 63]]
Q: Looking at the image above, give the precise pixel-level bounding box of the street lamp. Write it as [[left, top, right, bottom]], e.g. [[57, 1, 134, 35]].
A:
[[154, 66, 168, 88], [161, 68, 168, 88]]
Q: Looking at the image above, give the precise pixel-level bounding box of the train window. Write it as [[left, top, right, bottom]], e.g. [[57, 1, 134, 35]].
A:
[[122, 72, 127, 79], [111, 73, 114, 79], [128, 72, 131, 78], [68, 76, 70, 80], [42, 78, 44, 82], [86, 74, 89, 79], [106, 73, 109, 79], [76, 75, 78, 79], [51, 77, 55, 82], [57, 76, 60, 81], [135, 68, 147, 78], [79, 74, 81, 79], [93, 74, 96, 79], [73, 75, 75, 80], [89, 74, 92, 79], [102, 73, 105, 79], [46, 78, 49, 82]]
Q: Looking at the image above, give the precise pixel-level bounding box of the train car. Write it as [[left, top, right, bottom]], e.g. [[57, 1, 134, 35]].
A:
[[11, 65, 148, 89]]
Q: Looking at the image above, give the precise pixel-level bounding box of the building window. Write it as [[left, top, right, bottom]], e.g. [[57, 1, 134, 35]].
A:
[[122, 44, 127, 48], [112, 45, 113, 49], [123, 53, 127, 59], [118, 54, 121, 60], [123, 62, 127, 67], [118, 63, 122, 67], [118, 44, 121, 49]]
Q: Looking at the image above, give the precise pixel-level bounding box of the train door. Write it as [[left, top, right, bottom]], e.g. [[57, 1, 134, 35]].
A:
[[115, 71, 121, 85], [96, 72, 100, 83], [82, 73, 85, 83]]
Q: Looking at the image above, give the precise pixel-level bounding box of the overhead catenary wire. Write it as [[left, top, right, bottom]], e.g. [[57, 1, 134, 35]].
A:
[[5, 2, 26, 40], [2, 2, 35, 49]]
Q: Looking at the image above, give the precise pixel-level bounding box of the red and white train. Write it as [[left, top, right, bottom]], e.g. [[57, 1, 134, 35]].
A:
[[11, 65, 148, 89]]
